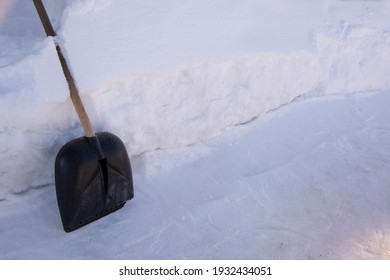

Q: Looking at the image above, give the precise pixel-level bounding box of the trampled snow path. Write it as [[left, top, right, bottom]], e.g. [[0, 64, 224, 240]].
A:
[[1, 89, 389, 259]]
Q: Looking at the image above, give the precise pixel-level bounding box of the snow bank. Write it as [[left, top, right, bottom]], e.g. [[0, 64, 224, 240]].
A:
[[90, 27, 390, 156], [0, 0, 389, 197]]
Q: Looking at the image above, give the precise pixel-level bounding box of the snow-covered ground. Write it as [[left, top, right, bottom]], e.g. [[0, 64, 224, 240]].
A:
[[0, 0, 390, 259]]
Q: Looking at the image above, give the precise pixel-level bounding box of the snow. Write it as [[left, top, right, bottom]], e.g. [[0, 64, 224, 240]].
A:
[[0, 0, 390, 259]]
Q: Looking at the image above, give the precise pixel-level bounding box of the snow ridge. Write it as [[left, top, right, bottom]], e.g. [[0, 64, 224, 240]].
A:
[[90, 26, 390, 156], [0, 1, 389, 197]]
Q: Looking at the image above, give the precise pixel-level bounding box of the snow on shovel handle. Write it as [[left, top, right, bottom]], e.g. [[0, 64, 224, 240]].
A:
[[33, 0, 95, 138]]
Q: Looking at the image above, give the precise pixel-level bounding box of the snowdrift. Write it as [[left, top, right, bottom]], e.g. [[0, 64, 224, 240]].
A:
[[0, 0, 390, 198]]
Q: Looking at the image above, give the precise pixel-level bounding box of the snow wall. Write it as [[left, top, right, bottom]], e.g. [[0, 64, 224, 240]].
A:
[[0, 0, 390, 198]]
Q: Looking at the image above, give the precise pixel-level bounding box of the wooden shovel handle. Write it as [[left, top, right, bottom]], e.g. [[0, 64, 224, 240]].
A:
[[33, 0, 95, 137]]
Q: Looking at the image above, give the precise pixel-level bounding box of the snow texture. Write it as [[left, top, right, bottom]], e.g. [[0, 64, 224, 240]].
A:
[[0, 0, 390, 259]]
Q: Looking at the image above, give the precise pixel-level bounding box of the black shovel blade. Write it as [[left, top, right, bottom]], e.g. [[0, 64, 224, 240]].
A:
[[55, 132, 134, 232]]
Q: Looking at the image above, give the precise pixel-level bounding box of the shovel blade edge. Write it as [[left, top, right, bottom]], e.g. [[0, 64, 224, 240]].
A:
[[55, 132, 134, 232]]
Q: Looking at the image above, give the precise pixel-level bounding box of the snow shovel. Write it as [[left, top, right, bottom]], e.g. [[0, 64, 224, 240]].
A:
[[33, 0, 134, 232]]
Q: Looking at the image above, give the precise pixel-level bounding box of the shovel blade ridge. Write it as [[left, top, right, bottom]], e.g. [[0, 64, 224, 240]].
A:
[[55, 132, 134, 232]]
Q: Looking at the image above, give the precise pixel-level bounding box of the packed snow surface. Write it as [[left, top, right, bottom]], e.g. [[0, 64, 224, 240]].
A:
[[0, 0, 390, 259]]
